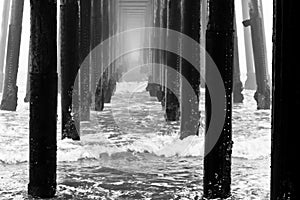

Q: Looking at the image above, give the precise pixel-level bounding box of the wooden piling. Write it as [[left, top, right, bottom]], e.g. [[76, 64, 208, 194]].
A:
[[179, 0, 201, 139], [158, 0, 168, 104], [105, 0, 112, 104], [241, 0, 256, 90], [95, 0, 105, 112], [165, 0, 181, 122], [73, 73, 80, 136], [91, 0, 103, 111], [60, 0, 80, 140], [146, 2, 157, 98], [101, 0, 110, 105], [0, 0, 24, 111], [233, 15, 244, 103], [104, 0, 116, 104], [90, 0, 102, 106], [28, 0, 57, 197], [203, 0, 234, 198], [247, 0, 270, 109], [153, 0, 162, 101], [142, 4, 150, 75], [158, 0, 164, 101], [161, 0, 168, 95], [271, 0, 299, 198], [24, 47, 31, 103], [200, 0, 207, 89], [113, 2, 118, 97], [79, 0, 91, 121], [0, 0, 11, 93]]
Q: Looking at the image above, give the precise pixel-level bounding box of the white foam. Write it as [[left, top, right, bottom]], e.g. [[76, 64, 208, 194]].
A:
[[233, 135, 271, 159], [0, 84, 271, 164], [127, 134, 204, 157], [0, 131, 271, 164]]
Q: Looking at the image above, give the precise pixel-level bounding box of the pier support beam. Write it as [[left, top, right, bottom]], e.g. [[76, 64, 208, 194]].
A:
[[180, 0, 201, 139], [111, 0, 118, 99], [101, 0, 110, 105], [91, 0, 103, 111], [73, 75, 80, 136], [271, 0, 299, 199], [159, 0, 168, 106], [153, 0, 162, 102], [245, 0, 270, 109], [104, 0, 116, 104], [242, 0, 256, 90], [95, 0, 105, 112], [0, 0, 11, 93], [146, 2, 159, 98], [95, 77, 105, 111], [200, 0, 207, 89], [28, 0, 57, 197], [90, 0, 101, 106], [203, 0, 234, 198], [79, 0, 91, 121], [0, 0, 24, 111], [165, 0, 181, 122], [233, 15, 244, 103], [24, 48, 31, 103], [60, 0, 80, 140]]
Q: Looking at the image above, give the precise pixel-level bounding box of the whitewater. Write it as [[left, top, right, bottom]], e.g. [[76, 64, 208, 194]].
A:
[[0, 81, 271, 199]]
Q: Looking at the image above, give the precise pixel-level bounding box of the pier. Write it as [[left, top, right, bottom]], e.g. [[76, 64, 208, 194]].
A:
[[0, 0, 297, 199]]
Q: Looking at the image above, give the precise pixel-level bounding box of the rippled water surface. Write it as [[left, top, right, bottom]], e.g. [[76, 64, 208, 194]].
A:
[[0, 82, 271, 199]]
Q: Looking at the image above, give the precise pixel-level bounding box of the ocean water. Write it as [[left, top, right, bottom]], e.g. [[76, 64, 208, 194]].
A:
[[0, 81, 271, 199]]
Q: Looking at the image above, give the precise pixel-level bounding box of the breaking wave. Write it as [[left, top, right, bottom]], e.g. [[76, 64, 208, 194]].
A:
[[0, 82, 271, 165]]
